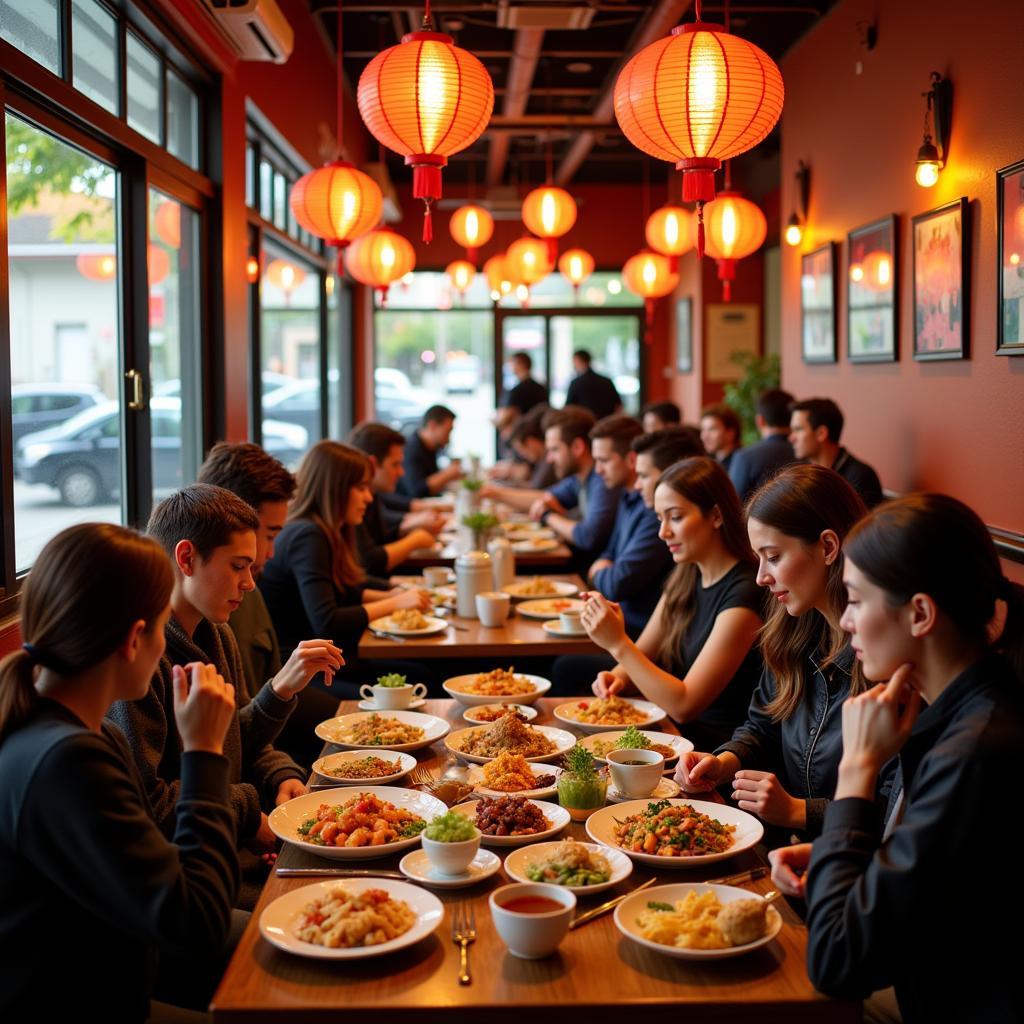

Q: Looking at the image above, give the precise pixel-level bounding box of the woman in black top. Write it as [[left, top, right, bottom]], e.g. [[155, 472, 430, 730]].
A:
[[678, 465, 875, 836], [0, 523, 239, 1023], [582, 457, 764, 751], [770, 495, 1024, 1024]]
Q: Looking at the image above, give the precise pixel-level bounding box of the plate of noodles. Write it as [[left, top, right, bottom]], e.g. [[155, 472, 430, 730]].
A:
[[368, 611, 448, 636], [314, 710, 450, 753], [466, 752, 562, 798], [517, 598, 585, 620], [502, 577, 578, 600], [552, 696, 667, 733], [445, 715, 575, 765], [259, 878, 444, 960], [442, 668, 551, 706], [311, 750, 418, 785], [613, 882, 782, 960]]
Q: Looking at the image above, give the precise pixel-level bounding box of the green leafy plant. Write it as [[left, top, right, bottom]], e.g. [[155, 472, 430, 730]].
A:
[[563, 743, 598, 781], [723, 352, 781, 446], [462, 477, 483, 491], [617, 725, 650, 751], [376, 673, 407, 688], [461, 512, 499, 531]]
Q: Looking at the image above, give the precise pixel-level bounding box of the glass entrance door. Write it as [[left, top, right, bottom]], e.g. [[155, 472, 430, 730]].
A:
[[550, 315, 642, 414]]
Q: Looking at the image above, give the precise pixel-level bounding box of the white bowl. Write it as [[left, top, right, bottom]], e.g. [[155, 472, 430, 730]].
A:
[[314, 710, 450, 753], [421, 830, 482, 876], [445, 724, 576, 765], [489, 883, 576, 959], [503, 841, 633, 895], [552, 697, 668, 734], [311, 749, 417, 786], [442, 673, 551, 707], [578, 730, 693, 767], [606, 748, 665, 799]]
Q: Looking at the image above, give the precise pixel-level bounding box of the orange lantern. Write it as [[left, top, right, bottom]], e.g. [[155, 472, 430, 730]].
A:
[[357, 5, 494, 244], [558, 248, 595, 294], [506, 236, 553, 289], [449, 204, 494, 264], [700, 191, 767, 300], [622, 250, 679, 341], [345, 228, 416, 305], [154, 200, 181, 249], [246, 255, 261, 284], [289, 162, 383, 264], [483, 253, 512, 301], [645, 205, 694, 273], [614, 0, 783, 256], [265, 259, 307, 302], [75, 253, 117, 282], [858, 250, 892, 292], [147, 245, 171, 287], [521, 186, 577, 264], [446, 259, 475, 296]]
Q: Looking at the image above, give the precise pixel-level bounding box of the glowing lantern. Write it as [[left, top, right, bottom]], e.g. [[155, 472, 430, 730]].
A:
[[147, 245, 171, 286], [483, 253, 512, 301], [265, 259, 307, 301], [357, 4, 494, 243], [345, 228, 416, 305], [558, 248, 595, 294], [446, 259, 475, 295], [154, 201, 181, 249], [855, 251, 893, 292], [621, 250, 679, 341], [75, 253, 117, 282], [645, 205, 694, 272], [700, 191, 767, 300], [246, 256, 261, 284], [521, 186, 577, 263], [506, 236, 553, 289], [613, 0, 783, 256], [449, 204, 494, 264]]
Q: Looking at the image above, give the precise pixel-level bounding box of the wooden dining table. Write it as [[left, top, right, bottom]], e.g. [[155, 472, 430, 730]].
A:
[[402, 541, 573, 571], [211, 699, 858, 1023]]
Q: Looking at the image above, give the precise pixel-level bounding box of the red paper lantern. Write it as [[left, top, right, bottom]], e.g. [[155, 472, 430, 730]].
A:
[[446, 259, 475, 295], [154, 200, 181, 249], [345, 228, 416, 305], [265, 259, 307, 297], [700, 191, 766, 300], [645, 206, 694, 273], [506, 236, 553, 290], [147, 245, 170, 287], [614, 2, 783, 256], [246, 255, 261, 284], [521, 186, 577, 264], [558, 248, 595, 293], [483, 253, 512, 300], [621, 250, 679, 341], [75, 253, 117, 282], [357, 9, 494, 244], [449, 204, 494, 264]]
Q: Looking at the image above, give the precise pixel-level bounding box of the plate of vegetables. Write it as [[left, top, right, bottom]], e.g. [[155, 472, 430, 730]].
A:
[[503, 839, 633, 895]]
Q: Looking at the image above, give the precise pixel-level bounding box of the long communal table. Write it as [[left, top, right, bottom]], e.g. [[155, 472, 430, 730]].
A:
[[401, 542, 573, 571], [211, 698, 858, 1024]]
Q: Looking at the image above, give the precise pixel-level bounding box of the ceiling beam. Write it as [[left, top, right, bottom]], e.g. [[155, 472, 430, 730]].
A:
[[344, 50, 625, 58], [486, 25, 543, 185], [554, 0, 694, 186]]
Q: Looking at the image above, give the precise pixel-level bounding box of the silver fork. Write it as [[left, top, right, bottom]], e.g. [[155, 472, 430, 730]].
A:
[[451, 902, 476, 986]]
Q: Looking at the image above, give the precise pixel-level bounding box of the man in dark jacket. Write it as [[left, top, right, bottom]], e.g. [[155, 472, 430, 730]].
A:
[[728, 388, 796, 501], [564, 349, 621, 420]]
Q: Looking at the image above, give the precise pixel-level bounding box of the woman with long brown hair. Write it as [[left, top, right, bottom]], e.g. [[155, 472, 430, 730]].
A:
[[0, 523, 238, 1022], [678, 464, 880, 836], [581, 456, 765, 750]]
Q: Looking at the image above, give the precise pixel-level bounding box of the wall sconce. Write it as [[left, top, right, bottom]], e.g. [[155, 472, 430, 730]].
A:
[[785, 160, 810, 246], [915, 72, 952, 188]]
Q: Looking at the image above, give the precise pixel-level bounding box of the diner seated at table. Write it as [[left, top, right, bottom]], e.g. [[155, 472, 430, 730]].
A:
[[0, 523, 240, 1023], [631, 426, 706, 507], [397, 404, 464, 498], [728, 388, 796, 502], [488, 408, 557, 489], [641, 398, 683, 433], [700, 402, 743, 474], [580, 457, 765, 751], [108, 486, 341, 903], [677, 465, 896, 839], [769, 494, 1024, 1024]]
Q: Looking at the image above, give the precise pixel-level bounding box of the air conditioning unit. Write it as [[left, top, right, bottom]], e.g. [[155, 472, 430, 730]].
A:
[[203, 0, 294, 64]]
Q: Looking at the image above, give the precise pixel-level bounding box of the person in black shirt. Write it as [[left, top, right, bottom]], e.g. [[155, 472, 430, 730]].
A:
[[769, 494, 1024, 1024], [700, 402, 742, 474], [497, 351, 549, 429], [564, 349, 622, 420], [728, 388, 796, 501], [397, 404, 463, 498], [581, 457, 764, 751], [790, 397, 884, 507]]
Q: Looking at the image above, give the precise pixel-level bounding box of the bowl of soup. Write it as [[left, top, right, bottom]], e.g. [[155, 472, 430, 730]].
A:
[[489, 882, 577, 959]]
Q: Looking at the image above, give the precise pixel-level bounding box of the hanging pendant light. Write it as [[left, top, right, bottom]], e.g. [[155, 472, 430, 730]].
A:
[[154, 200, 181, 249], [289, 0, 383, 271], [521, 185, 577, 264], [76, 246, 170, 285], [506, 236, 553, 287], [622, 250, 679, 342], [446, 259, 475, 296], [357, 0, 494, 244], [345, 228, 416, 305], [645, 205, 694, 273], [558, 248, 595, 295], [483, 252, 512, 301], [246, 255, 261, 284], [613, 0, 783, 257], [700, 191, 767, 301], [856, 250, 892, 292], [449, 204, 494, 265]]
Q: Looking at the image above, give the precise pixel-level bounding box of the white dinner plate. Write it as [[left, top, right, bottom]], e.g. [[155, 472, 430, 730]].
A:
[[585, 798, 764, 868], [541, 620, 588, 638], [517, 598, 586, 620], [503, 841, 634, 896], [504, 527, 556, 542], [445, 723, 576, 765], [368, 614, 448, 637], [552, 697, 668, 734], [269, 786, 448, 861], [442, 673, 551, 707], [314, 710, 450, 753], [357, 698, 427, 712], [613, 882, 783, 960], [512, 538, 560, 554], [607, 775, 681, 803], [502, 579, 579, 600], [462, 702, 539, 724], [466, 761, 562, 799], [398, 848, 502, 889], [449, 798, 571, 846], [578, 730, 693, 767], [311, 749, 418, 786], [260, 878, 444, 960], [430, 585, 457, 606]]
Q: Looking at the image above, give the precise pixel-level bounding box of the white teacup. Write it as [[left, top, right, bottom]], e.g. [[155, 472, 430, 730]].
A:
[[423, 566, 451, 588], [358, 681, 428, 709], [489, 883, 576, 959], [421, 831, 482, 877], [607, 747, 665, 798], [476, 591, 511, 627], [559, 610, 585, 634]]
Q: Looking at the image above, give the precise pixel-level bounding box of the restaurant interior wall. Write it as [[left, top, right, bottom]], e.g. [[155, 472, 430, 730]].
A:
[[779, 0, 1024, 580]]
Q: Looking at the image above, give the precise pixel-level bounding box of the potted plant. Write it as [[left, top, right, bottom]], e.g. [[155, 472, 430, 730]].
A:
[[723, 351, 781, 445], [557, 744, 608, 821], [457, 475, 483, 516], [460, 511, 499, 552]]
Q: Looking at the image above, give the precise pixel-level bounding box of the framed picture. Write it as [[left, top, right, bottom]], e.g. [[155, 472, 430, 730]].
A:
[[705, 304, 760, 381], [847, 215, 898, 362], [997, 159, 1024, 355], [801, 243, 837, 363], [675, 297, 693, 372], [912, 197, 969, 360]]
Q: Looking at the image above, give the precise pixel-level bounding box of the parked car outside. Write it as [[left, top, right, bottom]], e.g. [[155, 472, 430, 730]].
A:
[[443, 353, 480, 393], [11, 383, 104, 446]]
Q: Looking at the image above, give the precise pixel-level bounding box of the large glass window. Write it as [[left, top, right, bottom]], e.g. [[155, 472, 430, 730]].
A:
[[550, 314, 642, 413], [126, 32, 162, 144], [72, 0, 119, 115], [6, 113, 122, 571], [166, 70, 199, 170], [1, 0, 60, 74]]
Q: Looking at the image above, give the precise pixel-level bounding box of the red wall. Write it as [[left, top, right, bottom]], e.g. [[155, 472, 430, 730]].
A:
[[779, 0, 1024, 580]]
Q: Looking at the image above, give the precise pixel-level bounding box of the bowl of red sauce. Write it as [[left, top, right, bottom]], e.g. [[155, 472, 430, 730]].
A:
[[489, 882, 577, 958]]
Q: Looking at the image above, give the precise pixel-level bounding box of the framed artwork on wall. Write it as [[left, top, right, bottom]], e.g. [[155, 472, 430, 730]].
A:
[[847, 215, 898, 362], [997, 159, 1024, 355], [801, 242, 837, 363], [912, 197, 969, 361], [676, 297, 693, 372]]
